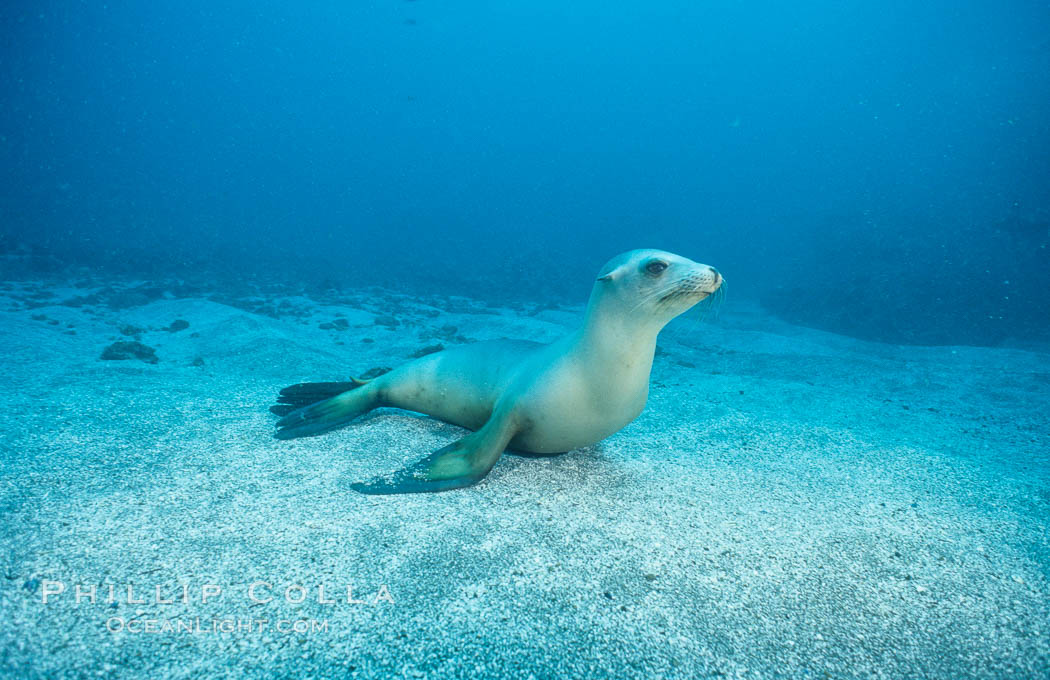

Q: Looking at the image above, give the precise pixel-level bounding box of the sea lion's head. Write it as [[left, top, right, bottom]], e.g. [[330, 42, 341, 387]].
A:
[[591, 249, 723, 325]]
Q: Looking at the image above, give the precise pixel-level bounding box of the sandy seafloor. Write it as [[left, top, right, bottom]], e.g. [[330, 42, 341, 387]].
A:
[[0, 278, 1047, 679]]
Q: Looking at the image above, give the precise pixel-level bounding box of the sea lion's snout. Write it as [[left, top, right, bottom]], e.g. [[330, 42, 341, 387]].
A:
[[710, 267, 722, 288], [685, 264, 722, 299], [701, 266, 722, 294]]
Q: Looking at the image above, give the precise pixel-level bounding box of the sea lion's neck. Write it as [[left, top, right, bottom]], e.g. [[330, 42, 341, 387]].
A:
[[573, 293, 663, 376]]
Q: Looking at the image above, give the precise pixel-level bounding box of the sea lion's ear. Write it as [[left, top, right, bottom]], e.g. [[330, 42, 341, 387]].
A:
[[597, 262, 628, 281]]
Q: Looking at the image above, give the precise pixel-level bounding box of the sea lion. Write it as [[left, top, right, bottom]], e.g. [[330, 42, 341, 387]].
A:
[[272, 249, 723, 494]]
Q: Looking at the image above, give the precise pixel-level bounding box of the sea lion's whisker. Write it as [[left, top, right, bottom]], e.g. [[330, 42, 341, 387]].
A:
[[630, 279, 687, 312]]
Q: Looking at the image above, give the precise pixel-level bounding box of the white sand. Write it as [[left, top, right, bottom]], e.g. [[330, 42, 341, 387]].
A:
[[0, 281, 1047, 678]]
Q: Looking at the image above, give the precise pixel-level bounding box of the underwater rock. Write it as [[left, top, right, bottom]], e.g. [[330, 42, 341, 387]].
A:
[[419, 323, 469, 343], [62, 283, 164, 308], [761, 213, 1050, 345], [107, 290, 152, 310], [252, 302, 281, 318], [442, 298, 482, 314], [60, 293, 103, 308], [359, 366, 392, 380], [100, 341, 158, 364], [410, 344, 444, 358], [318, 318, 349, 331], [166, 319, 190, 332]]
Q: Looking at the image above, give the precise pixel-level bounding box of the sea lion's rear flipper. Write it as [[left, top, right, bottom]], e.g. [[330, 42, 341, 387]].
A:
[[274, 380, 377, 440], [270, 378, 370, 416], [350, 415, 517, 495]]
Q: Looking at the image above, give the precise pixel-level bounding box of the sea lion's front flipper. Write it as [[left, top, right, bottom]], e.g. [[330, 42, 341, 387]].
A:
[[350, 415, 517, 495]]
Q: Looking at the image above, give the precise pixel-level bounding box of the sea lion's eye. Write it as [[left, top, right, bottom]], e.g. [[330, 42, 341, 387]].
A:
[[645, 260, 668, 276]]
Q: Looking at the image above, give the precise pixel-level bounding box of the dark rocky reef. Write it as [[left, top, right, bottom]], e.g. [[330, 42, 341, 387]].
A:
[[100, 341, 159, 364], [761, 215, 1050, 346]]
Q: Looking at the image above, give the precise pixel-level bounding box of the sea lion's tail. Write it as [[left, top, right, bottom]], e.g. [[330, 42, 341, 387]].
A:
[[271, 378, 377, 439]]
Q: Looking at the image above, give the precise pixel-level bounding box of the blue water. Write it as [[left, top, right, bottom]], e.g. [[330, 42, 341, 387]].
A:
[[1, 1, 1047, 345]]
